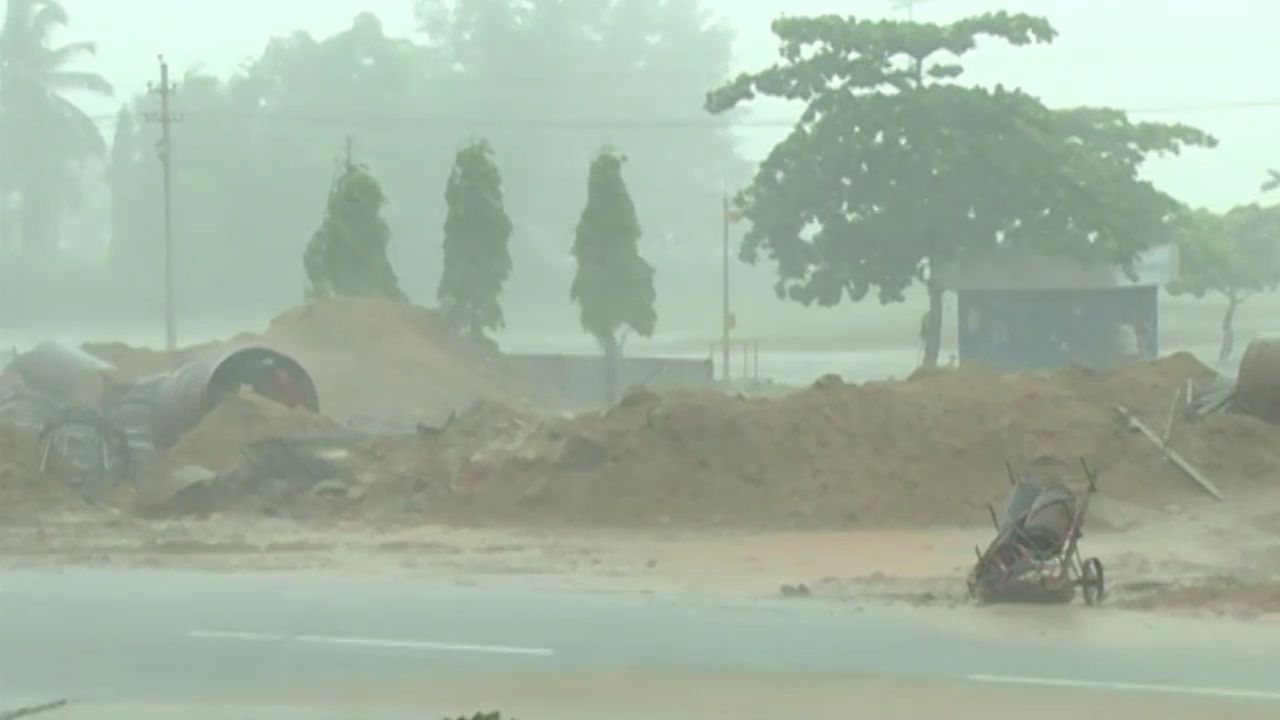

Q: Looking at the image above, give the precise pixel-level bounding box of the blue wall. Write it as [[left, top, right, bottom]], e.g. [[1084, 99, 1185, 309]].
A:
[[956, 286, 1158, 371]]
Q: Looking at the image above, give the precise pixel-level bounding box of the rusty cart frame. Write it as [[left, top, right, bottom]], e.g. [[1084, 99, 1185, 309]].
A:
[[967, 459, 1105, 606]]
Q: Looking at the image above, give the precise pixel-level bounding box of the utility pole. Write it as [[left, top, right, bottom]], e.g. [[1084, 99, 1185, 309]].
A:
[[720, 187, 744, 384], [145, 55, 181, 351], [889, 0, 931, 21], [721, 189, 731, 383]]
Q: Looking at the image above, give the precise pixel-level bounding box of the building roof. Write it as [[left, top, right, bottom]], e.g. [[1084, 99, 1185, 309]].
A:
[[935, 245, 1178, 292]]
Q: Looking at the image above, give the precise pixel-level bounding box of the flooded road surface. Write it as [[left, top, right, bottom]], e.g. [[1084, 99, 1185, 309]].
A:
[[3, 568, 1278, 718]]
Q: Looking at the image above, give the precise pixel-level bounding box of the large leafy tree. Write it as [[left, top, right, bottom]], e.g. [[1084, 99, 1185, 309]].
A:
[[571, 148, 656, 404], [0, 0, 112, 258], [705, 13, 1213, 367], [1168, 204, 1280, 363], [304, 149, 406, 303], [438, 139, 513, 340]]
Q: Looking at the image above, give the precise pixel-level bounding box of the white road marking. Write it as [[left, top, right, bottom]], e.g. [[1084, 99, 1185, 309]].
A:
[[968, 674, 1280, 702], [188, 630, 286, 642], [187, 629, 553, 656], [294, 634, 554, 656]]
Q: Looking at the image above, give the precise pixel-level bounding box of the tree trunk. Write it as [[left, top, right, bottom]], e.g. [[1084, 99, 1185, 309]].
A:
[[921, 280, 945, 369], [601, 332, 620, 407], [1219, 294, 1240, 364]]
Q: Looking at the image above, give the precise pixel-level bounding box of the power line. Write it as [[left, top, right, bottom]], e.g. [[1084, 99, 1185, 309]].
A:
[[84, 96, 1280, 129]]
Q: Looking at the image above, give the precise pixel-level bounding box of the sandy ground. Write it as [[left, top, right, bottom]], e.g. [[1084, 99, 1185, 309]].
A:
[[4, 486, 1279, 622], [4, 297, 1279, 622]]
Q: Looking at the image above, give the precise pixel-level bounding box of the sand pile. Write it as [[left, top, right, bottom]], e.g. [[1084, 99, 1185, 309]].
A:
[[166, 391, 338, 473], [84, 299, 536, 425], [249, 299, 538, 423], [80, 341, 218, 381], [345, 354, 1280, 529]]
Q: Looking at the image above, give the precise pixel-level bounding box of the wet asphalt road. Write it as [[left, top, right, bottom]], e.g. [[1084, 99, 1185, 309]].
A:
[[2, 568, 1279, 719]]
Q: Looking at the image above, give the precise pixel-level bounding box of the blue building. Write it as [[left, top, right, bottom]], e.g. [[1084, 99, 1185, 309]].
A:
[[935, 246, 1177, 371]]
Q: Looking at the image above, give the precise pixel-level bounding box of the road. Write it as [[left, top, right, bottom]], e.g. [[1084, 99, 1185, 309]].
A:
[[2, 568, 1279, 719]]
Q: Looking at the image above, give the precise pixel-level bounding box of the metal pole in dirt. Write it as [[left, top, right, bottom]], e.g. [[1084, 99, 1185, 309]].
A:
[[146, 56, 181, 351], [721, 188, 731, 384]]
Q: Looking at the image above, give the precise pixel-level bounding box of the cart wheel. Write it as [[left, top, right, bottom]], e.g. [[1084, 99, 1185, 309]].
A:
[[1081, 557, 1105, 606]]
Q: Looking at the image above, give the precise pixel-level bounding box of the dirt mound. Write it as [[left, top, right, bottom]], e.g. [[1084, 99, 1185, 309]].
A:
[[166, 391, 338, 473], [82, 299, 542, 425], [251, 299, 526, 423], [80, 341, 217, 381], [344, 354, 1280, 529]]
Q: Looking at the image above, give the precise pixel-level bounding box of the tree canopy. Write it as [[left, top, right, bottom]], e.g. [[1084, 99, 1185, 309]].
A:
[[0, 0, 112, 258], [104, 15, 434, 314], [438, 139, 514, 339], [418, 0, 746, 322], [571, 148, 656, 402], [102, 5, 742, 327], [705, 12, 1214, 367], [304, 150, 406, 303], [1168, 204, 1280, 362]]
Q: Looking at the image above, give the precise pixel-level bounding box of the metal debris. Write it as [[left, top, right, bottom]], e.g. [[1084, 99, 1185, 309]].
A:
[[1117, 405, 1225, 501]]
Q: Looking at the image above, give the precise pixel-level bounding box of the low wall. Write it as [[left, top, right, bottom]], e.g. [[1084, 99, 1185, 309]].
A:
[[504, 353, 714, 411]]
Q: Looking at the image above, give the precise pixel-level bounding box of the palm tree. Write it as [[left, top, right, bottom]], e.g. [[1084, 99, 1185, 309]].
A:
[[0, 0, 113, 259]]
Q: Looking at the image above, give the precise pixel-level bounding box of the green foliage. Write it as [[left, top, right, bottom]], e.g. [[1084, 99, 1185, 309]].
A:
[[1168, 205, 1280, 300], [438, 139, 513, 338], [0, 0, 113, 258], [571, 148, 657, 349], [1167, 203, 1280, 360], [304, 153, 407, 302], [444, 714, 507, 720], [705, 12, 1214, 367], [419, 0, 747, 311], [1265, 169, 1279, 193], [106, 14, 432, 312], [102, 3, 742, 321]]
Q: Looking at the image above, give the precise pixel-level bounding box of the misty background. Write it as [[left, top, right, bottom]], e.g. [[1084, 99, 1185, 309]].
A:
[[2, 0, 1278, 357]]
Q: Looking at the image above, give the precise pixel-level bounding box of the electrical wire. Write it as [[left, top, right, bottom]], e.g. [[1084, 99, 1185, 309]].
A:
[[80, 94, 1280, 131]]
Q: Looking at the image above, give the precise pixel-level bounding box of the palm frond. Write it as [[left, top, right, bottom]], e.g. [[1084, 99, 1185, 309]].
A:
[[1265, 169, 1280, 193], [31, 1, 70, 38], [47, 39, 96, 68], [46, 69, 113, 96], [50, 92, 107, 156]]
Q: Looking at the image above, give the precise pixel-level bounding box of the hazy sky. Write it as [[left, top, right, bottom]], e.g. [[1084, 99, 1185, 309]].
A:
[[62, 0, 1280, 211]]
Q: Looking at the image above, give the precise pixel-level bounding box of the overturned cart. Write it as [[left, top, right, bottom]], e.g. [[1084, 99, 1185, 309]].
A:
[[967, 460, 1105, 606]]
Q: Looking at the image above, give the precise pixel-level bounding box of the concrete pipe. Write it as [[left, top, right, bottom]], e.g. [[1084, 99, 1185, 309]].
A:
[[146, 346, 320, 449], [8, 341, 118, 407], [1235, 336, 1280, 425]]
